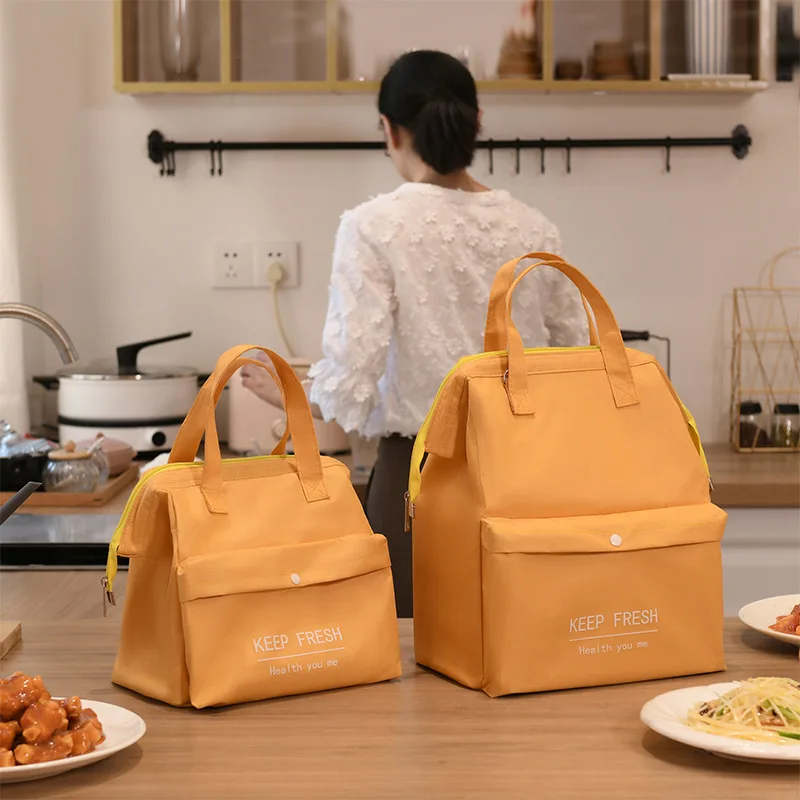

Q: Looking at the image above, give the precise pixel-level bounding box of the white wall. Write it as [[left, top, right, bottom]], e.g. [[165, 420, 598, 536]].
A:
[[9, 0, 800, 441]]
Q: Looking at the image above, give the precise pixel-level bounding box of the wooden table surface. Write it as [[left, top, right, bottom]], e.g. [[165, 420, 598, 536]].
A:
[[1, 572, 798, 799]]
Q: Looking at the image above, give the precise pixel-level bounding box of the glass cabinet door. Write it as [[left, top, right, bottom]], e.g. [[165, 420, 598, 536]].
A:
[[118, 0, 221, 84], [661, 0, 762, 80], [552, 0, 651, 83], [230, 0, 328, 83], [336, 0, 539, 83]]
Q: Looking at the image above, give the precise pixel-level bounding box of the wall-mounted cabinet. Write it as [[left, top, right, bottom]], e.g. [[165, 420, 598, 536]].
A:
[[115, 0, 771, 94]]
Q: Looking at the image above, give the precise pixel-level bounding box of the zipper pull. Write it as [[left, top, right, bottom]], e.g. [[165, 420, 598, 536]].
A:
[[404, 491, 415, 533], [100, 576, 116, 617]]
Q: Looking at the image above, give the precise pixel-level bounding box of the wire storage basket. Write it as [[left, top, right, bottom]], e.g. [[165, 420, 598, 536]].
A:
[[730, 246, 800, 453]]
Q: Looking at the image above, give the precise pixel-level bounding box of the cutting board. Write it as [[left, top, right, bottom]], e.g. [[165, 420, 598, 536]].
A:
[[0, 466, 137, 508], [0, 621, 21, 660]]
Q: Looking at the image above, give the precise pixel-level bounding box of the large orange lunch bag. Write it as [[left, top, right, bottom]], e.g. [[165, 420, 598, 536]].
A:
[[407, 254, 726, 697]]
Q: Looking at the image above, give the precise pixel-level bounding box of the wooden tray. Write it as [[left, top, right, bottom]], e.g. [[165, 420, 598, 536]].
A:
[[0, 621, 22, 660], [0, 466, 138, 509]]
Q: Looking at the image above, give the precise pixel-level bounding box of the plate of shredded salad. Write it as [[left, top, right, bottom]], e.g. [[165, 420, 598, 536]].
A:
[[641, 678, 800, 764]]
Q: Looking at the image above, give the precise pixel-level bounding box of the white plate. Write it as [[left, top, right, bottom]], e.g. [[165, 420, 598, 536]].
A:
[[739, 594, 800, 646], [641, 682, 800, 765], [0, 699, 146, 784]]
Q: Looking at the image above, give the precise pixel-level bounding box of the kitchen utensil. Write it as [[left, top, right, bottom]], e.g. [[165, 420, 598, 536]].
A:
[[640, 682, 800, 764], [56, 332, 198, 453], [772, 404, 800, 448], [0, 700, 146, 784], [592, 41, 635, 79], [687, 0, 731, 75], [76, 435, 136, 477], [620, 330, 671, 378], [738, 594, 800, 646], [738, 401, 771, 448], [227, 357, 350, 456], [0, 482, 41, 525], [555, 60, 583, 80], [160, 0, 202, 81], [43, 442, 101, 493], [0, 424, 53, 492], [0, 454, 48, 493], [667, 73, 752, 81]]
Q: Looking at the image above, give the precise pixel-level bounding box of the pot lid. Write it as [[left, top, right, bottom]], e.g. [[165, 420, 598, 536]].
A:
[[58, 363, 198, 380], [48, 441, 92, 461], [58, 331, 198, 380]]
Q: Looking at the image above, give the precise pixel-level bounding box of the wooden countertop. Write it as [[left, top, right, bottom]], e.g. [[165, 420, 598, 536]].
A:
[[1, 572, 799, 799], [16, 444, 799, 516], [706, 443, 800, 508]]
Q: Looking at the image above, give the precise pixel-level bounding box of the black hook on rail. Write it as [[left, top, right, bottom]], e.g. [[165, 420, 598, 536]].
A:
[[146, 125, 753, 178]]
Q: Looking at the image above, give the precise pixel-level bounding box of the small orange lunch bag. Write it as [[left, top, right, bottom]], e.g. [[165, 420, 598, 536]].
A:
[[106, 345, 401, 708]]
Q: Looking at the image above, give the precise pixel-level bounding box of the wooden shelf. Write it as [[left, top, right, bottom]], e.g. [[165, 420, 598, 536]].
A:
[[115, 78, 768, 95], [115, 0, 771, 95]]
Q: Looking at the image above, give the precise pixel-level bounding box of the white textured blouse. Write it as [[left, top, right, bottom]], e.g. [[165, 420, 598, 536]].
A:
[[309, 183, 589, 438]]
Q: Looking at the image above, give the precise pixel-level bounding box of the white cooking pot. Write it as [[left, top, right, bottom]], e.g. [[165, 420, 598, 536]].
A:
[[227, 357, 350, 456], [57, 333, 199, 453]]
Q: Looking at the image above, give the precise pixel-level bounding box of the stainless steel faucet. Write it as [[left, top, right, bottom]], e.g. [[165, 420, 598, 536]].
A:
[[0, 303, 78, 364]]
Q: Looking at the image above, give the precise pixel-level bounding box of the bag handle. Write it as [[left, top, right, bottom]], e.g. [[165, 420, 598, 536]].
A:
[[176, 346, 329, 512], [170, 357, 289, 464], [484, 252, 599, 352], [503, 259, 639, 415]]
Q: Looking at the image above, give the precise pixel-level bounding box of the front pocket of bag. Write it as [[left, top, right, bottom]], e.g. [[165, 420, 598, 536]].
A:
[[480, 504, 727, 697], [177, 534, 401, 708]]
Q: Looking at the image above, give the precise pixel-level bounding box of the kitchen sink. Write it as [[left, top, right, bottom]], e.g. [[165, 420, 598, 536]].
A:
[[0, 514, 127, 568]]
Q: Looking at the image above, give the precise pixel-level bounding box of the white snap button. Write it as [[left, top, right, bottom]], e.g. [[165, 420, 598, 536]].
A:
[[610, 534, 622, 547], [290, 573, 301, 585]]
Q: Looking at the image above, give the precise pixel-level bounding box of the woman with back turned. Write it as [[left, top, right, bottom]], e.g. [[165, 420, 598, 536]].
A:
[[242, 50, 588, 617]]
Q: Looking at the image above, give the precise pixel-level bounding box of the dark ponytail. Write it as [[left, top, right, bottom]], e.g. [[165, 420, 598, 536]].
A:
[[378, 50, 480, 175]]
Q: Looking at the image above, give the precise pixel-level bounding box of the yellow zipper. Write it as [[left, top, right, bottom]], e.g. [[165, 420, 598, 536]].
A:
[[104, 454, 290, 600], [405, 346, 710, 523]]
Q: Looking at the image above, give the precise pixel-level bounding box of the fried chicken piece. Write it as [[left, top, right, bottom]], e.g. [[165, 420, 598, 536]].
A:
[[69, 712, 104, 756], [61, 696, 82, 722], [0, 673, 50, 721], [20, 699, 68, 744], [769, 603, 800, 636], [0, 721, 20, 750], [14, 732, 73, 765], [0, 748, 14, 768]]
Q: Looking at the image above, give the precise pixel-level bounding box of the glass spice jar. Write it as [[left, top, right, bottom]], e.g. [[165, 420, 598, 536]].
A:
[[738, 401, 770, 448], [43, 442, 100, 493], [772, 403, 800, 449], [90, 448, 110, 485]]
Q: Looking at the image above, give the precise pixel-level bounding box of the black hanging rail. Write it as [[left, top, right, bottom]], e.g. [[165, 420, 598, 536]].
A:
[[147, 125, 752, 178]]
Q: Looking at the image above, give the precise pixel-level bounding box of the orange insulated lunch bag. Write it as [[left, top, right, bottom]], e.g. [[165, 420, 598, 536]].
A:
[[408, 255, 726, 697], [106, 345, 401, 708]]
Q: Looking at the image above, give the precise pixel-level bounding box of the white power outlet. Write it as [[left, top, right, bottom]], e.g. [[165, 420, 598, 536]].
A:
[[213, 243, 253, 288], [255, 242, 300, 289]]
